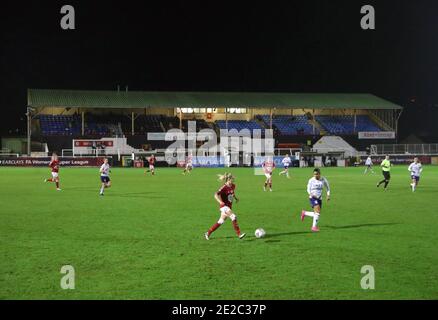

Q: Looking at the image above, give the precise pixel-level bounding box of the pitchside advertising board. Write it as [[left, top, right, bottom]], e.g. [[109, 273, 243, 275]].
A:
[[361, 155, 433, 165], [74, 140, 114, 147], [253, 156, 295, 167], [176, 156, 293, 168], [0, 157, 106, 167], [176, 156, 226, 168], [358, 132, 396, 139]]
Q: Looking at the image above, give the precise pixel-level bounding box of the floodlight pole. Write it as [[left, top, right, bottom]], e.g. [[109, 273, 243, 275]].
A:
[[132, 111, 135, 135], [354, 109, 357, 133], [269, 108, 273, 130], [26, 106, 31, 156], [395, 109, 403, 143], [81, 111, 85, 136]]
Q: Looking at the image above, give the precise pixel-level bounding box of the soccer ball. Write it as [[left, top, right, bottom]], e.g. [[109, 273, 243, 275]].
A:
[[255, 228, 266, 238]]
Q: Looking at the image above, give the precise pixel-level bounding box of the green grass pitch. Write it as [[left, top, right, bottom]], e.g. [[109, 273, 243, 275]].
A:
[[0, 165, 437, 300]]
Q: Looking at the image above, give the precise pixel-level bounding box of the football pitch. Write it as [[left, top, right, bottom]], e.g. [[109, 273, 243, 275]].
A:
[[0, 166, 437, 300]]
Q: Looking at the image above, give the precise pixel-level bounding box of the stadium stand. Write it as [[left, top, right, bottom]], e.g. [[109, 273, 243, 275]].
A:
[[38, 114, 81, 136], [315, 115, 382, 134], [121, 115, 163, 135], [258, 115, 317, 135], [39, 114, 123, 137], [215, 120, 263, 132], [28, 90, 403, 154]]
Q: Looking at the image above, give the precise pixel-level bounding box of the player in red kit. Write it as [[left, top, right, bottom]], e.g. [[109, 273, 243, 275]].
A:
[[44, 153, 61, 191], [204, 173, 246, 240], [262, 157, 275, 192], [182, 154, 193, 175], [144, 154, 156, 175]]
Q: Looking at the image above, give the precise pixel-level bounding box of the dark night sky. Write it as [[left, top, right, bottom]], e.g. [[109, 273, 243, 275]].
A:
[[1, 0, 438, 137]]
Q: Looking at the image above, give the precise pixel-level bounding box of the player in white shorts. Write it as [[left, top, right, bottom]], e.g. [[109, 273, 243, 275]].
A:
[[182, 154, 193, 175], [300, 168, 331, 232], [99, 158, 111, 196], [279, 154, 292, 178], [144, 154, 156, 175], [364, 156, 374, 174], [408, 157, 423, 192], [204, 173, 246, 240], [262, 157, 275, 191]]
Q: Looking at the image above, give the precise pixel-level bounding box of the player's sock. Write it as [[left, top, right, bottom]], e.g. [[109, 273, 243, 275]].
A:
[[377, 179, 385, 186], [100, 186, 104, 194], [56, 181, 59, 189], [47, 178, 53, 182], [304, 211, 315, 218], [312, 213, 320, 228], [232, 220, 241, 236], [384, 180, 389, 188], [207, 222, 222, 236]]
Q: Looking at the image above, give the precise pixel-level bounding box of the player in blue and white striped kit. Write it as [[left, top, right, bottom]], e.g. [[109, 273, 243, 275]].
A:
[[300, 168, 330, 232]]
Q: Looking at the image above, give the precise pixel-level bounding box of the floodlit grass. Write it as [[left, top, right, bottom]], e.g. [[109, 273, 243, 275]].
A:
[[0, 166, 437, 299]]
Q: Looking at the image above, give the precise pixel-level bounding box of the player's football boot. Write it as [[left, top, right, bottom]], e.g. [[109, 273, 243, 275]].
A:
[[239, 233, 246, 239], [204, 232, 210, 240], [311, 226, 320, 232]]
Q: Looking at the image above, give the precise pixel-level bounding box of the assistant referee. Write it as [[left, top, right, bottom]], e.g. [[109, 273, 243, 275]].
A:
[[377, 155, 391, 190]]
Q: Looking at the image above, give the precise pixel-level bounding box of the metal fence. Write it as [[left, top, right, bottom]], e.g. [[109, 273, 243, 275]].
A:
[[371, 144, 438, 155]]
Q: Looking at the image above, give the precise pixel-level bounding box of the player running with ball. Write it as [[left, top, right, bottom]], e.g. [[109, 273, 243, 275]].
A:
[[44, 153, 61, 191], [300, 168, 330, 232], [99, 158, 111, 196], [204, 173, 246, 240], [408, 157, 423, 192]]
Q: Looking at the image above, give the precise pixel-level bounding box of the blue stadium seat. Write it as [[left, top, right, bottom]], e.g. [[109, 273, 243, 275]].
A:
[[260, 115, 317, 135], [215, 120, 264, 133], [315, 115, 382, 134]]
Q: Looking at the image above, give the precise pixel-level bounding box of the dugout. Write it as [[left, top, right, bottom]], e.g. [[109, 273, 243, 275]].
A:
[[26, 89, 403, 155]]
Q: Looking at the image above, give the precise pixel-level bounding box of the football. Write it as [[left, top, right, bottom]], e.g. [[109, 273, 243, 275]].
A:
[[255, 228, 266, 238]]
